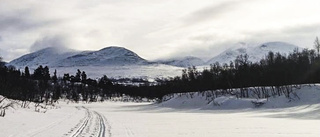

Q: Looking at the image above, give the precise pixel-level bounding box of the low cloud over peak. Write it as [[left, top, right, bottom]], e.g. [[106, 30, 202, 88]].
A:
[[30, 35, 68, 52]]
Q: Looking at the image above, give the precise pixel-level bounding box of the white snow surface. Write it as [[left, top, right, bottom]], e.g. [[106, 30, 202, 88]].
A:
[[1, 85, 320, 137], [207, 42, 301, 65]]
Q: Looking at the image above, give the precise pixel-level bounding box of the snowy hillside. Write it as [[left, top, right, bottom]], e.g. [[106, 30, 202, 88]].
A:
[[157, 56, 205, 67], [58, 46, 148, 66], [9, 47, 78, 67], [9, 46, 148, 67], [207, 42, 301, 65], [8, 46, 183, 79]]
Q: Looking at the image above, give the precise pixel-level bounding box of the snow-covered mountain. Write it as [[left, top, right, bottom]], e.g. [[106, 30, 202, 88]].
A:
[[57, 46, 148, 67], [9, 47, 78, 67], [206, 42, 301, 65], [9, 46, 148, 67], [9, 41, 301, 71], [157, 56, 205, 67]]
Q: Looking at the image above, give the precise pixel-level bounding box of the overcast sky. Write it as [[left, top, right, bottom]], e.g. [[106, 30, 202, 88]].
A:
[[1, 0, 320, 62]]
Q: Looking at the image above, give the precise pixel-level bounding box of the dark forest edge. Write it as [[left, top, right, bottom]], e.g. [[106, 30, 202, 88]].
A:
[[1, 38, 320, 104]]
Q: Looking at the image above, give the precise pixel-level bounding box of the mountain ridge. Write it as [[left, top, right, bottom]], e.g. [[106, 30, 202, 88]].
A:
[[9, 41, 301, 68], [206, 41, 301, 65], [9, 46, 148, 67]]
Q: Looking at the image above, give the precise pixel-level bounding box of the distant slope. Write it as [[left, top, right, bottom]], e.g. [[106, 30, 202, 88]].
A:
[[157, 56, 205, 67], [9, 47, 78, 67], [58, 46, 148, 67], [207, 42, 300, 65], [9, 46, 148, 67]]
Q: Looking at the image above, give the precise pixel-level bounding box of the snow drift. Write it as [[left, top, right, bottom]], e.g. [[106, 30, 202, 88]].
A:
[[159, 84, 320, 110]]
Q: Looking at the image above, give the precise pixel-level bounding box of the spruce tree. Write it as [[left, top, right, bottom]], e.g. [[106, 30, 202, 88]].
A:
[[314, 37, 320, 57], [25, 66, 30, 78]]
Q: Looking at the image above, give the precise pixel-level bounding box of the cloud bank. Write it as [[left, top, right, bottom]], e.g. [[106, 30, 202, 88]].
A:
[[0, 0, 320, 62]]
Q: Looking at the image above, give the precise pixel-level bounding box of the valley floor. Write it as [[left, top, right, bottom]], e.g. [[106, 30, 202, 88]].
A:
[[0, 101, 319, 137]]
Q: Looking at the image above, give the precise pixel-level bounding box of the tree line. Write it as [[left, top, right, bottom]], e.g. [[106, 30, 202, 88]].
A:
[[153, 39, 320, 99]]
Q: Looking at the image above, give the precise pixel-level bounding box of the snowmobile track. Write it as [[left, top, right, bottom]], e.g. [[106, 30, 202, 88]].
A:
[[66, 106, 111, 137]]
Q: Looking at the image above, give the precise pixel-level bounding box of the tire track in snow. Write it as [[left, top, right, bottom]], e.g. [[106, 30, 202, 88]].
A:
[[125, 126, 135, 137]]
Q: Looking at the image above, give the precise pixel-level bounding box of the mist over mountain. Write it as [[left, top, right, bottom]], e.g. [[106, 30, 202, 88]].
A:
[[156, 56, 205, 67]]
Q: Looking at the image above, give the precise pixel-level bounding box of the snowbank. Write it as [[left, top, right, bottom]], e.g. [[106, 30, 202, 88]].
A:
[[159, 84, 320, 110]]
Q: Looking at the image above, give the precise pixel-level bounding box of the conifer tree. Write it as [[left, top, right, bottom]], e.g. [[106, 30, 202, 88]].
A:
[[25, 66, 30, 78], [314, 37, 320, 57]]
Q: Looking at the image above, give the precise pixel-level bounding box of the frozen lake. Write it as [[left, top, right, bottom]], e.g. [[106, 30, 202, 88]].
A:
[[1, 101, 319, 137]]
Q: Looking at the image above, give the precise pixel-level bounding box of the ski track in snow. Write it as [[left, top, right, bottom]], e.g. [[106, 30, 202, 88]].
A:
[[65, 106, 111, 137], [125, 126, 135, 137]]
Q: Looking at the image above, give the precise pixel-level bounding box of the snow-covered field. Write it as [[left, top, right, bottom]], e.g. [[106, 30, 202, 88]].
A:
[[1, 85, 320, 137]]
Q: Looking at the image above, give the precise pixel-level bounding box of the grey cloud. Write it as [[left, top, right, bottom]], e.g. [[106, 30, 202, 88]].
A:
[[0, 9, 33, 31], [182, 0, 249, 25], [0, 36, 2, 41], [0, 48, 25, 62], [0, 9, 57, 32], [30, 35, 67, 52], [282, 24, 320, 35], [0, 49, 4, 56], [242, 23, 320, 43]]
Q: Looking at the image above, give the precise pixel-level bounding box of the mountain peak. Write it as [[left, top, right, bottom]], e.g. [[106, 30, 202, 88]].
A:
[[99, 46, 126, 51], [207, 41, 300, 65], [9, 46, 148, 68]]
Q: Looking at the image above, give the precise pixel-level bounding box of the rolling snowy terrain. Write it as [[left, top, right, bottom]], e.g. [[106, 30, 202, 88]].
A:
[[1, 84, 319, 137]]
